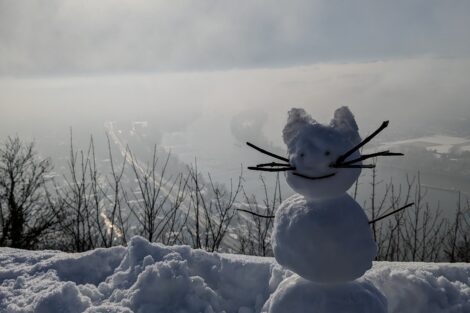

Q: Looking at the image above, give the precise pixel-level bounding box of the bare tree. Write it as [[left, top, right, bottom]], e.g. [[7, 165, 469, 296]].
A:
[[92, 135, 129, 247], [236, 174, 281, 256], [53, 134, 130, 251], [365, 170, 451, 262], [184, 163, 243, 252], [3, 133, 468, 262], [367, 165, 392, 242], [453, 198, 470, 262], [399, 174, 445, 261], [0, 137, 56, 249], [160, 173, 190, 246], [444, 192, 470, 262], [123, 145, 189, 244], [53, 135, 98, 252]]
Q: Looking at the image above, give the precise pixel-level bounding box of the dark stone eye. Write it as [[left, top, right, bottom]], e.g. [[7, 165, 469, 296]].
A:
[[325, 151, 331, 156], [300, 153, 305, 158]]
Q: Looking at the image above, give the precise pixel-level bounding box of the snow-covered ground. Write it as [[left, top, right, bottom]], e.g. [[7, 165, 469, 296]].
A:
[[382, 135, 470, 155], [1, 237, 469, 313]]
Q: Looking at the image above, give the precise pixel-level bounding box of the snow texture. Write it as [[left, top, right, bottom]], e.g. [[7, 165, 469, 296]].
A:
[[283, 107, 362, 201], [0, 237, 469, 313], [262, 275, 387, 313], [271, 193, 377, 283], [274, 106, 375, 286]]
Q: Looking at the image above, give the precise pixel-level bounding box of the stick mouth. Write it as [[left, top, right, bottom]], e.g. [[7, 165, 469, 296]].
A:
[[292, 171, 336, 180]]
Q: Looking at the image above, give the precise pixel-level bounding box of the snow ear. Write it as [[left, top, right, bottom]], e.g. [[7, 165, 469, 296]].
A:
[[330, 106, 361, 143], [283, 108, 316, 147]]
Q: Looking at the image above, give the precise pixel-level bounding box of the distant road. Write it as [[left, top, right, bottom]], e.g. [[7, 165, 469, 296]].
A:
[[104, 121, 241, 251], [105, 121, 187, 208], [420, 184, 469, 198]]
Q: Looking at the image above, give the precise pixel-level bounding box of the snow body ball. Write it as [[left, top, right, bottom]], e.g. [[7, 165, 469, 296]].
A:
[[273, 193, 376, 283], [272, 107, 377, 283], [262, 275, 387, 313]]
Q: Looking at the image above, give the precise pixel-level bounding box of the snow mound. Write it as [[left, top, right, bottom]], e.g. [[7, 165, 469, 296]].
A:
[[1, 236, 469, 313]]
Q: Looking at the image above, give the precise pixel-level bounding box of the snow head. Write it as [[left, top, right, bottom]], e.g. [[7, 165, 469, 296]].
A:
[[283, 107, 362, 200]]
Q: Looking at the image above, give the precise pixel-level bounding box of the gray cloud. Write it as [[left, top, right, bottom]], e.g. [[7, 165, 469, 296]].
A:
[[1, 0, 469, 76]]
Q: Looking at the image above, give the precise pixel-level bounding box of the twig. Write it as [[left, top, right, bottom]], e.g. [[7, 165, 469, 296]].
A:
[[255, 162, 292, 168], [335, 121, 389, 165], [339, 150, 403, 166], [246, 142, 289, 162], [238, 202, 415, 224], [331, 164, 376, 169], [368, 203, 414, 225], [248, 167, 295, 172], [237, 208, 275, 219], [292, 172, 336, 180]]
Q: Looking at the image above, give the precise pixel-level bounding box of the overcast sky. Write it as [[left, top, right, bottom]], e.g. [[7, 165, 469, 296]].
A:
[[1, 0, 469, 76]]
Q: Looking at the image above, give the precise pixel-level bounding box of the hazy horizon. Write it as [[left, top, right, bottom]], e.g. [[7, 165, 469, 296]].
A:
[[2, 57, 469, 144]]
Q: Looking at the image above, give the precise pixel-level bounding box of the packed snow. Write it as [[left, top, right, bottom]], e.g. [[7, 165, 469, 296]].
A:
[[272, 193, 377, 283], [262, 275, 387, 313], [1, 236, 469, 313], [274, 107, 377, 286], [282, 107, 362, 200]]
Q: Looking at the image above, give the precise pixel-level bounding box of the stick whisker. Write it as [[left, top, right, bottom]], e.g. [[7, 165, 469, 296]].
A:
[[335, 121, 389, 165], [255, 162, 292, 168], [246, 142, 289, 162], [340, 150, 404, 166]]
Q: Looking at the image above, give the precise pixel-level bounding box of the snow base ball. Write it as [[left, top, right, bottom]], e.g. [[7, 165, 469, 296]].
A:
[[262, 275, 387, 313]]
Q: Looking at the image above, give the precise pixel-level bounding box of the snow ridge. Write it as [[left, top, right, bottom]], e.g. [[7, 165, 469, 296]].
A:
[[1, 236, 469, 313]]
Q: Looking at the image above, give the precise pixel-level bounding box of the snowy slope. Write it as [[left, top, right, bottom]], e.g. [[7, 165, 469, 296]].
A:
[[1, 237, 469, 313]]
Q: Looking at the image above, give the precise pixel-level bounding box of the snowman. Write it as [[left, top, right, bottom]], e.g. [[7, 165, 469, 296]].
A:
[[246, 107, 403, 313]]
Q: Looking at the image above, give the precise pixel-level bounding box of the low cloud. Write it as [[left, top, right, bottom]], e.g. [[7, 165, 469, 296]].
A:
[[1, 0, 469, 76]]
